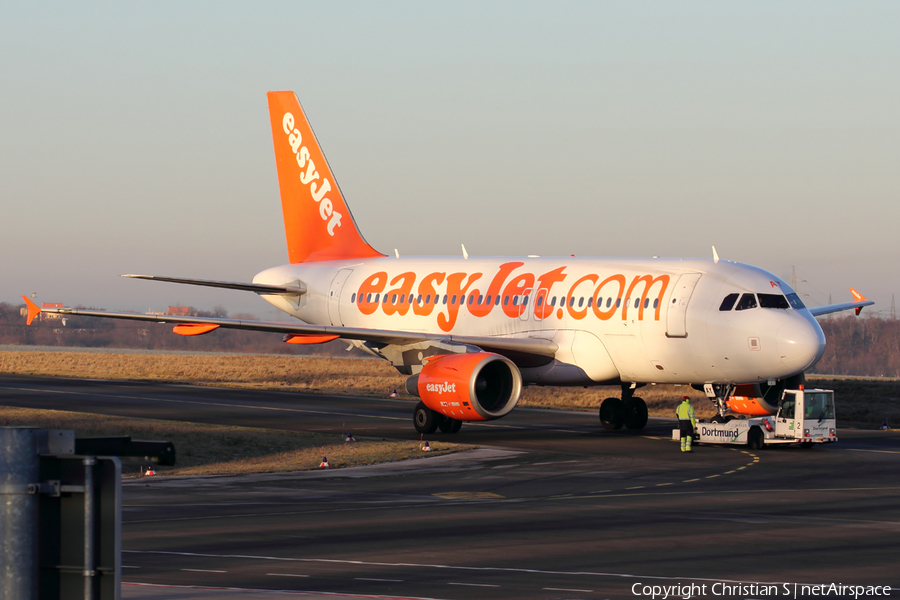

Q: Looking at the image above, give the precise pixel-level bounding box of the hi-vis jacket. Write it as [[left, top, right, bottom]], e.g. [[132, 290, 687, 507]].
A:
[[676, 401, 696, 427]]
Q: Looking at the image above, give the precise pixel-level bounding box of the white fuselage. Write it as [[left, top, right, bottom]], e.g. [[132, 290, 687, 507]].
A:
[[253, 256, 825, 387]]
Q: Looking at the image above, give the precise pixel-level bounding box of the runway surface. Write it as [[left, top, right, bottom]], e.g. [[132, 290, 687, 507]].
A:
[[1, 373, 899, 599]]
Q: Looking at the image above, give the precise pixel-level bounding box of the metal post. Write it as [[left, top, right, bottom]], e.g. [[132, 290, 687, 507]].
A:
[[0, 428, 39, 600], [83, 456, 96, 600]]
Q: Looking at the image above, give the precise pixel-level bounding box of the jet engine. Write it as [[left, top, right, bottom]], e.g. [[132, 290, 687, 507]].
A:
[[406, 352, 522, 421], [726, 374, 805, 416], [725, 384, 779, 416]]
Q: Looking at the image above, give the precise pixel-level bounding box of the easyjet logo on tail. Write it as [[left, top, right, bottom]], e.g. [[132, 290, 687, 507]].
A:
[[281, 112, 342, 236]]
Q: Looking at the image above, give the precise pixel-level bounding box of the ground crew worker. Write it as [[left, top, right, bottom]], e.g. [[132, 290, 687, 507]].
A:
[[676, 396, 696, 452]]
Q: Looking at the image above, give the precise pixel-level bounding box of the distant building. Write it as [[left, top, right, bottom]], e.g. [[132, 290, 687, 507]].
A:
[[167, 306, 191, 316], [41, 302, 64, 320]]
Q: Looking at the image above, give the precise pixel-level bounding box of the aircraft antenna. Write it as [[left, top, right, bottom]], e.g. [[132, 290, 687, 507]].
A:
[[394, 249, 400, 259], [711, 246, 719, 264], [461, 244, 468, 260]]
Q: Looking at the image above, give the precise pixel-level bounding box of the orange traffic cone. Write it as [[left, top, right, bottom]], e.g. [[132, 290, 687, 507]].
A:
[[319, 456, 330, 468], [144, 467, 157, 477]]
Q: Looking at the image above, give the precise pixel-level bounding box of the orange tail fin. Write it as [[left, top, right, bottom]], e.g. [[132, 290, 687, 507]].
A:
[[267, 91, 384, 264]]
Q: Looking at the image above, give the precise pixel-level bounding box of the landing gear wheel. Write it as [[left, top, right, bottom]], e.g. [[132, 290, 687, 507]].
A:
[[599, 397, 624, 430], [724, 415, 736, 422], [438, 417, 462, 434], [711, 415, 727, 423], [748, 427, 764, 450], [621, 397, 648, 430], [413, 401, 439, 434]]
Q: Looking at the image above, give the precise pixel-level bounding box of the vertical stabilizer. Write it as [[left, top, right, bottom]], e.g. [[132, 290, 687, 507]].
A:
[[267, 91, 384, 263]]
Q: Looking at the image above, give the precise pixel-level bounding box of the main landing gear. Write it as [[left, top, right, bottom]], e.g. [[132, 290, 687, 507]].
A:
[[599, 384, 648, 431], [413, 401, 462, 434]]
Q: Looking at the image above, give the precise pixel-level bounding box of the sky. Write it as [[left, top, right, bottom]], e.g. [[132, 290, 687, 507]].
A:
[[2, 2, 898, 319]]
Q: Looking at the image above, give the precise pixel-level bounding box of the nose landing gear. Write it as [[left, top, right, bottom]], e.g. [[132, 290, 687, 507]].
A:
[[703, 383, 736, 422]]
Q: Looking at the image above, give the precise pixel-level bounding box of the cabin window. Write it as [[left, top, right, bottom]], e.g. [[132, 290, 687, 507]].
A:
[[634, 298, 640, 309], [616, 298, 621, 308], [512, 296, 519, 306], [451, 295, 457, 305], [504, 296, 509, 305], [486, 295, 492, 304], [523, 295, 529, 306], [569, 297, 576, 308], [719, 293, 739, 311], [391, 294, 397, 303], [735, 293, 758, 311], [495, 295, 501, 305], [587, 297, 593, 307], [560, 296, 566, 307], [366, 293, 372, 303], [468, 295, 475, 305], [644, 298, 650, 309], [442, 295, 448, 305], [478, 295, 484, 304], [350, 293, 356, 303], [537, 295, 544, 306], [550, 297, 557, 307], [374, 294, 380, 303], [758, 293, 790, 309], [653, 298, 659, 309]]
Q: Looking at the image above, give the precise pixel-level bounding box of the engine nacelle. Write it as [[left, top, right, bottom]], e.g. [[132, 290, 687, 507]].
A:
[[406, 352, 522, 421], [725, 383, 780, 416]]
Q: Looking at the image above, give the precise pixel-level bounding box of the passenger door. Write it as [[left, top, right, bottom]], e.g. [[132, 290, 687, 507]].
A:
[[666, 273, 702, 338], [327, 269, 353, 326]]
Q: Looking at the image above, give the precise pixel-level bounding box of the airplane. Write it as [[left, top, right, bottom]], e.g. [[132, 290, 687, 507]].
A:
[[22, 91, 874, 435]]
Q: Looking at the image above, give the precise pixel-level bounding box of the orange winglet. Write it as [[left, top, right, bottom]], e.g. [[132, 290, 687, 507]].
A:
[[284, 334, 339, 345], [850, 288, 867, 316], [172, 324, 220, 336], [22, 296, 42, 326]]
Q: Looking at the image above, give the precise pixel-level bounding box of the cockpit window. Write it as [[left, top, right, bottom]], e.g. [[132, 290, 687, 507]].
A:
[[786, 293, 805, 310], [735, 293, 758, 311], [719, 293, 739, 311], [758, 293, 790, 309]]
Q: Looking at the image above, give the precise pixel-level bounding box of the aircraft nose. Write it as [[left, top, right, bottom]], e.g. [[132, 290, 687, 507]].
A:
[[776, 317, 826, 372]]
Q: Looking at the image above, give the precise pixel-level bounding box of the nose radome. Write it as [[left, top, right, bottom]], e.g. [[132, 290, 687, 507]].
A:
[[776, 317, 826, 373]]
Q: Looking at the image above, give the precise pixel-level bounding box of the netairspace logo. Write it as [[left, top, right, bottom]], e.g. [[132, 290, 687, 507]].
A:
[[630, 582, 893, 599]]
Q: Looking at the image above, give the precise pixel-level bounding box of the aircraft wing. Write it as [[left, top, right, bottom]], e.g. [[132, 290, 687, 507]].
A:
[[121, 274, 306, 296], [807, 288, 874, 317], [21, 297, 558, 364]]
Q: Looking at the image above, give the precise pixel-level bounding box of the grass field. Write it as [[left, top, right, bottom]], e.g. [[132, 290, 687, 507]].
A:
[[0, 405, 463, 477], [1, 349, 897, 429]]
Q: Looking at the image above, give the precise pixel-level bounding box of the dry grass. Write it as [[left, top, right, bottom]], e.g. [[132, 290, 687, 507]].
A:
[[0, 405, 463, 477], [0, 351, 406, 397], [2, 349, 896, 429]]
